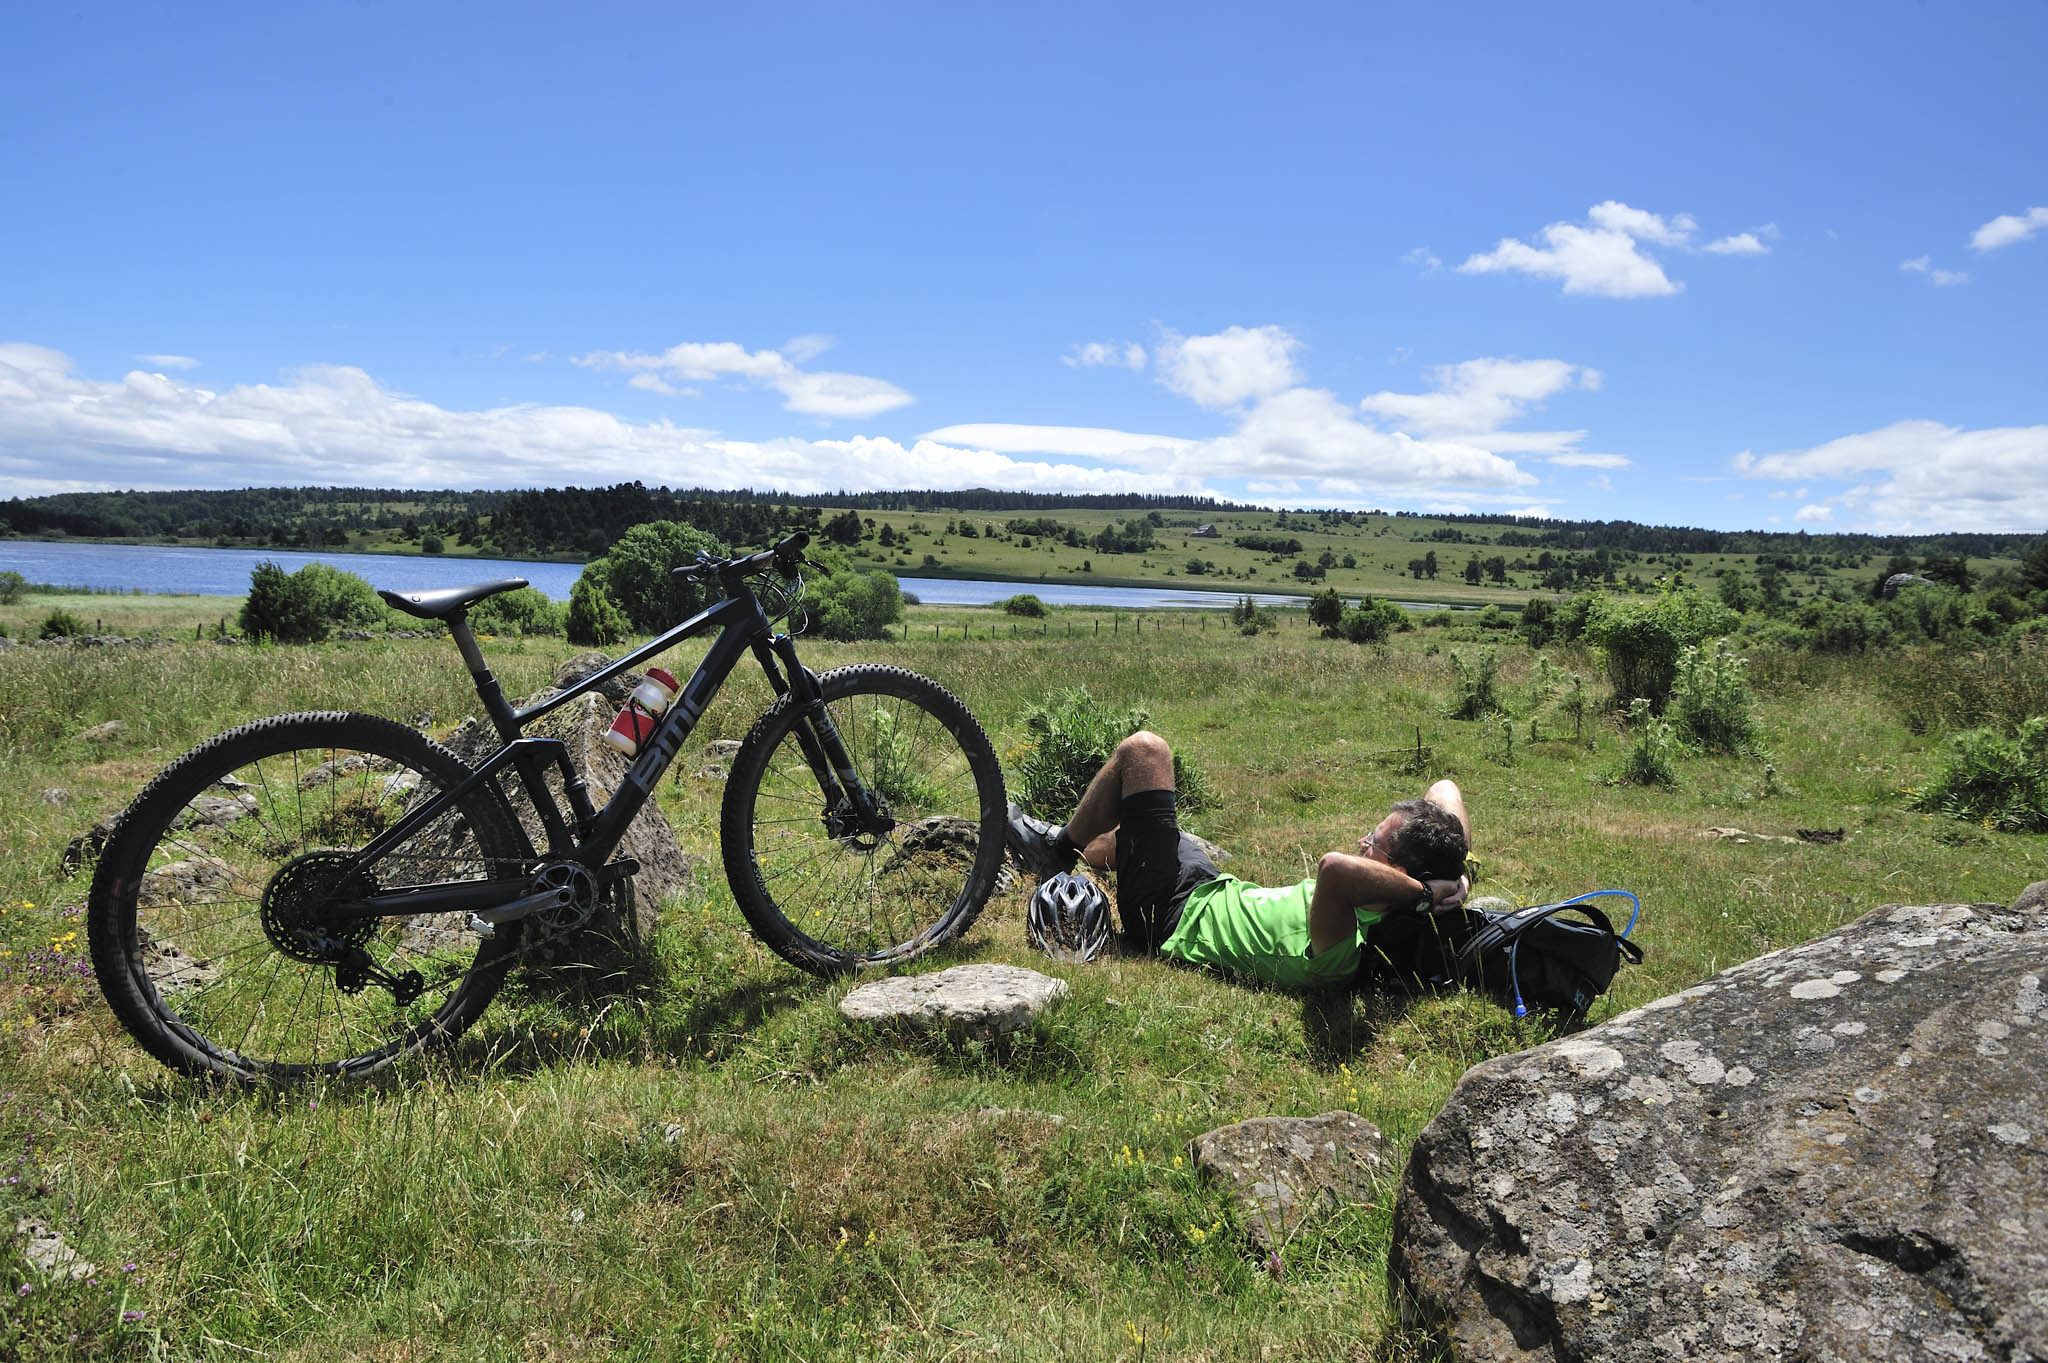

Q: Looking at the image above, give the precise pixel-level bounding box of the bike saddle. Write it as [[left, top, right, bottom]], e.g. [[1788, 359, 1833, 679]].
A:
[[377, 578, 531, 620]]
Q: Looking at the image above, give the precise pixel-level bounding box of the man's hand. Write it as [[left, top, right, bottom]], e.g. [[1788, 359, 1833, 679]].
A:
[[1422, 874, 1470, 914]]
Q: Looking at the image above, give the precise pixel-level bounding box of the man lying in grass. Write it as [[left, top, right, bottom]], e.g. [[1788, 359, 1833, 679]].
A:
[[1007, 729, 1471, 988]]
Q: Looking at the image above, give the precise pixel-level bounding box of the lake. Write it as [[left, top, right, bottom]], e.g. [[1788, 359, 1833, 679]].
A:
[[0, 539, 1359, 611]]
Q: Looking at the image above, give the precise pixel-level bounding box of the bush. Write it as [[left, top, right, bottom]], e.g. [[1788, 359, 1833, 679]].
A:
[[1307, 588, 1343, 635], [1229, 595, 1275, 636], [420, 533, 445, 554], [1009, 688, 1213, 818], [1584, 586, 1736, 712], [38, 607, 86, 639], [1610, 697, 1681, 788], [238, 560, 386, 643], [1338, 596, 1405, 645], [0, 570, 25, 604], [1446, 648, 1502, 720], [470, 586, 564, 637], [565, 573, 628, 647], [997, 593, 1049, 618], [810, 563, 903, 641], [1911, 716, 2048, 832], [1668, 640, 1762, 755]]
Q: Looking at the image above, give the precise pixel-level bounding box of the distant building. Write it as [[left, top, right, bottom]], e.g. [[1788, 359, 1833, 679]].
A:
[[1190, 524, 1220, 538]]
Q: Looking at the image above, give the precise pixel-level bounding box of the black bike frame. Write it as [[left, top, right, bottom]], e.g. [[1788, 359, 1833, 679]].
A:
[[333, 565, 869, 924]]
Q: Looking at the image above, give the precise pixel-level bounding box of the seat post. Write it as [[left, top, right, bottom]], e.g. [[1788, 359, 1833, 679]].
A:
[[449, 614, 520, 740]]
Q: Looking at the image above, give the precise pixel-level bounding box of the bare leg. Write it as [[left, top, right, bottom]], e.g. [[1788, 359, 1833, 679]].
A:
[[1064, 730, 1175, 853]]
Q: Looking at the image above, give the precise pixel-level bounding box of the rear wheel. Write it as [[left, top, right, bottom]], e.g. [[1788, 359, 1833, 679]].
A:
[[86, 712, 528, 1082], [721, 666, 1006, 974]]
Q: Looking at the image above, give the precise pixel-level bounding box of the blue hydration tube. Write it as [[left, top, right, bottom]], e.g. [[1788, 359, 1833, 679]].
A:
[[1505, 889, 1641, 1017]]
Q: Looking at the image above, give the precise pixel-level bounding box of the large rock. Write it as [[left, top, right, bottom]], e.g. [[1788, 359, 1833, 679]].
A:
[[1190, 1112, 1398, 1254], [839, 963, 1067, 1041], [443, 654, 699, 983], [1389, 885, 2048, 1362]]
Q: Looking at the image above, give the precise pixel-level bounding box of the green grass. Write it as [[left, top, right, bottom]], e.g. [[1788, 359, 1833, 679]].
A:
[[1, 616, 2042, 1359]]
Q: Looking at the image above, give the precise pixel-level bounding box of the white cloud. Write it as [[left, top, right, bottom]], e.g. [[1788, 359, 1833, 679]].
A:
[[1795, 504, 1833, 522], [1969, 206, 2048, 252], [918, 423, 1191, 460], [1586, 201, 1696, 246], [1901, 256, 1969, 287], [1359, 358, 1600, 450], [1154, 325, 1302, 408], [1733, 418, 2048, 533], [1547, 452, 1631, 469], [1460, 206, 1684, 297], [1189, 385, 1535, 490], [0, 344, 1186, 500], [1704, 233, 1768, 255], [573, 339, 912, 419], [1063, 340, 1147, 371], [1401, 248, 1442, 272], [783, 333, 835, 363], [1501, 504, 1557, 519], [134, 353, 199, 370]]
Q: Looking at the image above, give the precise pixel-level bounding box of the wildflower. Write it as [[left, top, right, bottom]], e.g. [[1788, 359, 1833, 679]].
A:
[[122, 1310, 145, 1324]]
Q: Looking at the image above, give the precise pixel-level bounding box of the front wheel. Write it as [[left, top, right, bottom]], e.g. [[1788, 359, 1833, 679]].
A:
[[86, 712, 529, 1082], [721, 665, 1007, 974]]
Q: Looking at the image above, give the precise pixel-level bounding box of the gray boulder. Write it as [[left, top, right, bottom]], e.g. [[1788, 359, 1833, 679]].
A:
[[1390, 884, 2048, 1362], [1191, 1111, 1398, 1254], [839, 963, 1067, 1041], [442, 654, 699, 983]]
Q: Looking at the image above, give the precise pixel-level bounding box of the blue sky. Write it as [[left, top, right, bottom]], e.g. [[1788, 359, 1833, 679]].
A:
[[2, 1, 2043, 535]]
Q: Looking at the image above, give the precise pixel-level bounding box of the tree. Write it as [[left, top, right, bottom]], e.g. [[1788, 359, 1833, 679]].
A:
[[1307, 587, 1344, 635], [420, 533, 445, 554], [1463, 559, 1482, 586], [1339, 596, 1405, 644], [1484, 556, 1508, 584], [565, 572, 627, 646], [1424, 550, 1439, 579], [586, 521, 725, 633], [2022, 538, 2048, 593], [824, 509, 864, 545]]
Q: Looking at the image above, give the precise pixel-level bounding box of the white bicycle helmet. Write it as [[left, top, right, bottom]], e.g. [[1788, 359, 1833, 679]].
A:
[[1026, 871, 1112, 963]]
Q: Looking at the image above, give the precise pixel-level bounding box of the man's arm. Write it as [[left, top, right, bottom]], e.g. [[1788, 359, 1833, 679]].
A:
[[1307, 852, 1426, 954]]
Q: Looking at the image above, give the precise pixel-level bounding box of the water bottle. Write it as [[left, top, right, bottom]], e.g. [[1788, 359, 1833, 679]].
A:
[[602, 667, 681, 756]]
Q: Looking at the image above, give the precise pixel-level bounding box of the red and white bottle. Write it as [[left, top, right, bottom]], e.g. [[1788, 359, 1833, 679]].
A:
[[602, 668, 681, 756]]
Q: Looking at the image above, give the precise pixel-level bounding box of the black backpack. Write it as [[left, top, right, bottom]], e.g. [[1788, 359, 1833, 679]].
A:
[[1360, 892, 1644, 1024]]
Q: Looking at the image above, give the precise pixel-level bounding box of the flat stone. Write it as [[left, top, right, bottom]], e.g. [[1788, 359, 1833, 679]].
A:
[[79, 720, 127, 743], [1191, 1111, 1397, 1254], [1389, 883, 2048, 1362], [839, 963, 1067, 1040], [16, 1217, 94, 1282], [39, 788, 72, 807]]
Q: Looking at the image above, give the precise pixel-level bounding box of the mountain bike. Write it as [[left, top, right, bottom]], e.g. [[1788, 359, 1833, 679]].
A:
[[86, 533, 1008, 1082]]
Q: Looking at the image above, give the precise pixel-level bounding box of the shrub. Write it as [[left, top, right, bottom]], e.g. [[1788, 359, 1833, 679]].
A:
[[238, 560, 385, 643], [1446, 648, 1502, 720], [1307, 587, 1343, 635], [997, 593, 1049, 618], [565, 572, 628, 647], [419, 533, 445, 554], [1584, 587, 1736, 712], [470, 586, 564, 637], [1338, 596, 1405, 645], [1009, 688, 1212, 818], [1668, 640, 1762, 755], [0, 570, 26, 604], [1610, 697, 1681, 787], [1229, 595, 1275, 636], [810, 565, 903, 641], [39, 607, 86, 639], [1911, 716, 2048, 832]]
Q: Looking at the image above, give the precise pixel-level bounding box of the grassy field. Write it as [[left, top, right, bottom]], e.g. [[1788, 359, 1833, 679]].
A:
[[1, 606, 2043, 1360]]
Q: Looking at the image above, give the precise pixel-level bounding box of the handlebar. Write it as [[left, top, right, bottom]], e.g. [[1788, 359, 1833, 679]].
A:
[[671, 532, 813, 584]]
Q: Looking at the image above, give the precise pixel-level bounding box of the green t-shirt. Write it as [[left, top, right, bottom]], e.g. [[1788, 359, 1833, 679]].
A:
[[1159, 876, 1388, 991]]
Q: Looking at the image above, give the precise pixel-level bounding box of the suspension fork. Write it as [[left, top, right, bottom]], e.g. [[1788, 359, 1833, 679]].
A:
[[753, 636, 888, 830]]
